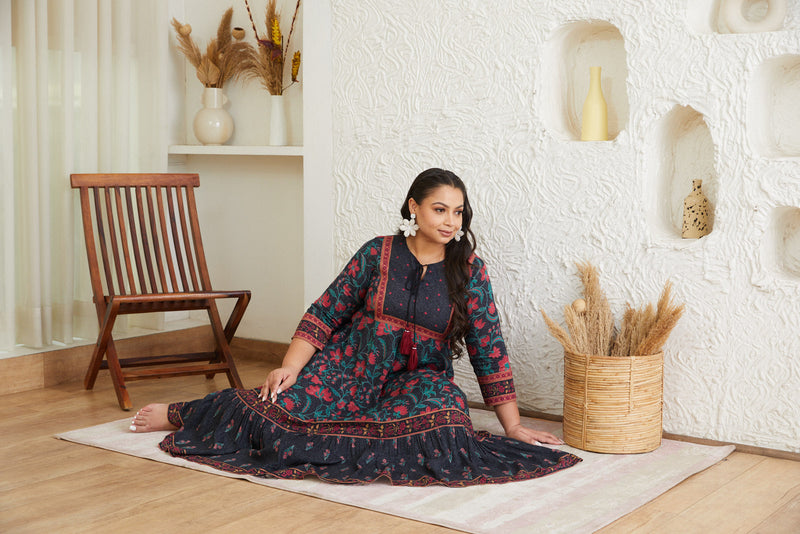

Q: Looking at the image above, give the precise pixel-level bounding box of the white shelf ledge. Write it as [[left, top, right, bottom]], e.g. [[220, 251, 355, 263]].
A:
[[168, 145, 304, 157]]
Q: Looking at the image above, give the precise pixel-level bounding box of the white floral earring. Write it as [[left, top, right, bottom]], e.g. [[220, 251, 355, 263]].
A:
[[454, 227, 465, 242], [399, 213, 419, 237]]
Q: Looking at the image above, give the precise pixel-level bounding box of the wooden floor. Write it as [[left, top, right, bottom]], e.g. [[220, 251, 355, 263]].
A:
[[2, 357, 799, 533]]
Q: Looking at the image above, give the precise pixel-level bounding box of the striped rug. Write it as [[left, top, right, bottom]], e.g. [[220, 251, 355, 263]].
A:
[[56, 410, 734, 533]]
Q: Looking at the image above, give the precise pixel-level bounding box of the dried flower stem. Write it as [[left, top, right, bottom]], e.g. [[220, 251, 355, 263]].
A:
[[541, 310, 578, 354], [245, 0, 260, 39], [283, 0, 301, 58], [576, 262, 615, 356], [563, 303, 589, 354], [242, 0, 301, 95]]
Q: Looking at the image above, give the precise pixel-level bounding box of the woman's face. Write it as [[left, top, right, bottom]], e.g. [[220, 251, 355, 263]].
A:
[[409, 185, 464, 246]]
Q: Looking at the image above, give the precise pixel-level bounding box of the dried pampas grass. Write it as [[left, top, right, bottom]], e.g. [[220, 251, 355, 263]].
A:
[[542, 262, 683, 357], [171, 8, 252, 88], [541, 309, 578, 354], [576, 261, 615, 357], [635, 281, 684, 355]]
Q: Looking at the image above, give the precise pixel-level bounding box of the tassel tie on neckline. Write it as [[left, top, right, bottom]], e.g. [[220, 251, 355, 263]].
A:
[[400, 264, 425, 370]]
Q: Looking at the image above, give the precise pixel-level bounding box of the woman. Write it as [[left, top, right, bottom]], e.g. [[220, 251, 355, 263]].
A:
[[131, 168, 581, 486]]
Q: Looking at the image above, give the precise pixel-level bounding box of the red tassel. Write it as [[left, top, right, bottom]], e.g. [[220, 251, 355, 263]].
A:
[[400, 329, 412, 356], [408, 345, 418, 371]]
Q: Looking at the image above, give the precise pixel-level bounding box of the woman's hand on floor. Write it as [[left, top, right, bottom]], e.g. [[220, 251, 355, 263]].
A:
[[259, 367, 298, 403], [506, 424, 564, 446]]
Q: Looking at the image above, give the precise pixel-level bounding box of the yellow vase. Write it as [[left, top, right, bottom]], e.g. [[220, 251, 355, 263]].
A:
[[581, 66, 609, 141]]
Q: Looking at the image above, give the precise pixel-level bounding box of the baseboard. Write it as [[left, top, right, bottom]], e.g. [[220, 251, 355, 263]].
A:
[[0, 327, 288, 397]]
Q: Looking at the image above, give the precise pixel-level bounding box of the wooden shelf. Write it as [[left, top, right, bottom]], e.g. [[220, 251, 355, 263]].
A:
[[168, 145, 304, 157]]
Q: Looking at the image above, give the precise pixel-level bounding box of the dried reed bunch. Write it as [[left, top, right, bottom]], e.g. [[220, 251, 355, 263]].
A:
[[542, 262, 683, 357], [171, 8, 252, 88], [242, 0, 302, 95], [631, 280, 684, 356]]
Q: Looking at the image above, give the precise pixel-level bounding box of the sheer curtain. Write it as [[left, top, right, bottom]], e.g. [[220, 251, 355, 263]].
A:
[[0, 0, 169, 351]]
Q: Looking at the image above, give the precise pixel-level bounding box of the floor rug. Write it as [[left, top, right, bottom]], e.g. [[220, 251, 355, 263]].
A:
[[56, 410, 734, 533]]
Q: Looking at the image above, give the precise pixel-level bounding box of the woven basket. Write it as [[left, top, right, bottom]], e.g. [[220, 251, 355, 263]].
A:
[[563, 350, 663, 454]]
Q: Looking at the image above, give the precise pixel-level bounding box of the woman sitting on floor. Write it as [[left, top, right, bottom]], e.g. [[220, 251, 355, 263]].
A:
[[130, 167, 581, 486]]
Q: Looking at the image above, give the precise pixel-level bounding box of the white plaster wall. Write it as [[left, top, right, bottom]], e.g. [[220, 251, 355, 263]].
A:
[[329, 0, 800, 452]]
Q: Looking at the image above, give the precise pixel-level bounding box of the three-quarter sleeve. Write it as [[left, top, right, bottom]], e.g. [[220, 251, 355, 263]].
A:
[[464, 257, 517, 406], [293, 238, 380, 350]]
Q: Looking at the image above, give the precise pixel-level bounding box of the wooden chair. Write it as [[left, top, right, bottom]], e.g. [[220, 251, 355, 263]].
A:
[[71, 173, 250, 410]]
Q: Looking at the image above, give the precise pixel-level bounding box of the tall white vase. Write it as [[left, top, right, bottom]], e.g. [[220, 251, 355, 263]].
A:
[[269, 94, 288, 146], [193, 88, 233, 145]]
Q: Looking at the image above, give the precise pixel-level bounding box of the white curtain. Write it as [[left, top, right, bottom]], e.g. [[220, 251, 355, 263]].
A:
[[0, 0, 169, 351]]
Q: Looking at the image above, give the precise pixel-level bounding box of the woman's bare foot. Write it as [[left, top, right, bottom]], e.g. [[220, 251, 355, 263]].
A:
[[129, 404, 178, 433]]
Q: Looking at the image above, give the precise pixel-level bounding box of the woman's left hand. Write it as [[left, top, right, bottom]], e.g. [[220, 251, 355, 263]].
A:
[[505, 424, 564, 446]]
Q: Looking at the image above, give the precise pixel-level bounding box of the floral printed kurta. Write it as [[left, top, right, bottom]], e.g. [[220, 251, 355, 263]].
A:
[[159, 236, 580, 486]]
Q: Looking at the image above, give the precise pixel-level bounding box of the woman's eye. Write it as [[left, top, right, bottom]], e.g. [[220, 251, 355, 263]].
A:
[[435, 208, 445, 213]]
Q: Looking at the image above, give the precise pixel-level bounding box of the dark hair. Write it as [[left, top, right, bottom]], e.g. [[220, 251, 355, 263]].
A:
[[398, 168, 476, 359]]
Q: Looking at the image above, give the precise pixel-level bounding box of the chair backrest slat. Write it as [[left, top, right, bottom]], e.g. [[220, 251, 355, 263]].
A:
[[165, 186, 189, 292], [79, 187, 106, 303], [185, 185, 212, 291], [103, 188, 127, 295], [71, 173, 209, 300], [145, 186, 169, 293], [112, 187, 138, 294], [156, 186, 180, 292], [134, 186, 158, 293], [92, 187, 116, 297], [175, 185, 200, 291], [123, 187, 148, 294]]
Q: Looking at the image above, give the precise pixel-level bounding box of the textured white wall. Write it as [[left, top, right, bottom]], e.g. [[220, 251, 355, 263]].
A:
[[329, 0, 800, 452]]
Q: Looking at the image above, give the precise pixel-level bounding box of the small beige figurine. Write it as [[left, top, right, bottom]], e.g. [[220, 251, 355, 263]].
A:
[[682, 179, 712, 239]]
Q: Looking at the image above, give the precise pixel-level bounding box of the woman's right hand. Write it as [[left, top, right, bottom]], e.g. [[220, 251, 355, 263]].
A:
[[259, 367, 298, 403]]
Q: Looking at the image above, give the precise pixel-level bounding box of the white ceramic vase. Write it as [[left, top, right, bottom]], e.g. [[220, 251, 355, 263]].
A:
[[269, 94, 288, 146], [193, 88, 233, 145]]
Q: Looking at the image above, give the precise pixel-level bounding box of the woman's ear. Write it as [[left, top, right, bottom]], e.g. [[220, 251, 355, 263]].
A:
[[408, 198, 418, 215]]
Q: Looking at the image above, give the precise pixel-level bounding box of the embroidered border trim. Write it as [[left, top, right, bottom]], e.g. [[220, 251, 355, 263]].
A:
[[477, 370, 516, 405], [240, 390, 473, 439], [167, 402, 185, 428], [293, 313, 332, 350], [373, 235, 448, 341]]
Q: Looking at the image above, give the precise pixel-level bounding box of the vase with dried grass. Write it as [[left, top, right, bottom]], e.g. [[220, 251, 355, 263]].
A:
[[242, 0, 302, 146], [171, 8, 251, 145], [541, 262, 684, 453]]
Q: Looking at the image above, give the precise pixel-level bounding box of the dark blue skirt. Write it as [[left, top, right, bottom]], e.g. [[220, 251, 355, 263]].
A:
[[159, 387, 581, 487]]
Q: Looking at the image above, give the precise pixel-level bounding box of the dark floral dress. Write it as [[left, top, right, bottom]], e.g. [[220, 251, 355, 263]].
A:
[[159, 236, 581, 486]]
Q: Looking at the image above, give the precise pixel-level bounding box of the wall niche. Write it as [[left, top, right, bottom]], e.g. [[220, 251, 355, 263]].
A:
[[541, 20, 629, 141], [687, 0, 788, 34], [764, 206, 800, 278], [647, 104, 719, 241], [749, 54, 800, 158]]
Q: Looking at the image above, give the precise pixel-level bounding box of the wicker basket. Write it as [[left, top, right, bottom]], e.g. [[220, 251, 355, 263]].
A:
[[563, 350, 663, 454]]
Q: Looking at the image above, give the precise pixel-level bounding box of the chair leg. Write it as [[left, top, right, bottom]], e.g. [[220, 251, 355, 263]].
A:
[[84, 340, 106, 391], [223, 293, 251, 342], [85, 301, 117, 390], [85, 300, 132, 410], [207, 302, 243, 389], [105, 340, 133, 410]]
